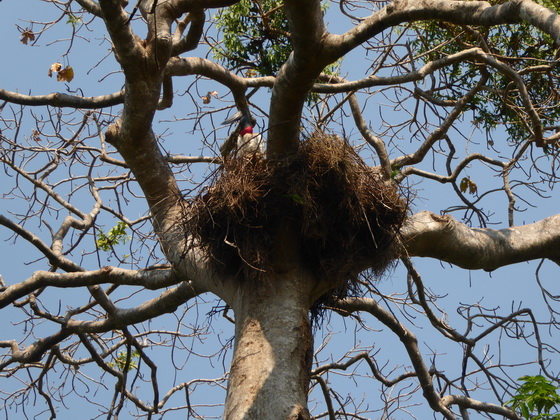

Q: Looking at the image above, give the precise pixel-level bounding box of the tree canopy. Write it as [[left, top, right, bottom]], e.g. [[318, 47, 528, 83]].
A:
[[1, 0, 560, 419]]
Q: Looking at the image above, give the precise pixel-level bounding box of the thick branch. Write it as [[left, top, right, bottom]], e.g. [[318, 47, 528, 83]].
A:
[[165, 57, 274, 90], [0, 89, 124, 108], [402, 211, 560, 270], [165, 56, 274, 118], [171, 0, 239, 13], [0, 267, 178, 309], [165, 55, 276, 117], [0, 215, 82, 273], [66, 281, 200, 333], [75, 0, 103, 17], [441, 395, 522, 420], [99, 0, 145, 73], [323, 0, 560, 74], [171, 9, 206, 55], [266, 0, 329, 158], [518, 0, 560, 44]]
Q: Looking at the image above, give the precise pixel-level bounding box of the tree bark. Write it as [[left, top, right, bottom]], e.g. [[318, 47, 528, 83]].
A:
[[224, 269, 315, 420], [401, 211, 560, 270]]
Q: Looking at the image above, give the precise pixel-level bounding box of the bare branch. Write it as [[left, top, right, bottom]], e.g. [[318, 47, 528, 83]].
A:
[[0, 88, 125, 109], [334, 296, 456, 419], [0, 215, 83, 273], [0, 267, 178, 309], [66, 281, 201, 333], [402, 211, 560, 270], [441, 395, 522, 420], [323, 0, 558, 62], [74, 0, 103, 17]]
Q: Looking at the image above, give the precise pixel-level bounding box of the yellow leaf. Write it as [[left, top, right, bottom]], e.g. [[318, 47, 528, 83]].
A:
[[57, 66, 74, 82], [459, 177, 477, 195], [460, 177, 469, 193]]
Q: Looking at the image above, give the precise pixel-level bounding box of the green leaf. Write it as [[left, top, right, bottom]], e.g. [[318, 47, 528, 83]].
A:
[[521, 404, 530, 419], [410, 5, 560, 146], [507, 375, 560, 419], [212, 0, 339, 85], [108, 349, 140, 372], [287, 193, 305, 205], [66, 13, 82, 26], [96, 221, 130, 252]]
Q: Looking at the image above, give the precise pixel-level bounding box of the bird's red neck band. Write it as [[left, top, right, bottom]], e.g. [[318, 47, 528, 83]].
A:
[[239, 126, 253, 136]]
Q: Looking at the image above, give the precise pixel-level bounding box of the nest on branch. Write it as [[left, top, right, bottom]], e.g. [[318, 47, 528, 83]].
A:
[[184, 132, 407, 302]]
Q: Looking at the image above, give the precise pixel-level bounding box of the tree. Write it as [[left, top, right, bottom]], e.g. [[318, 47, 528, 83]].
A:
[[1, 0, 560, 418]]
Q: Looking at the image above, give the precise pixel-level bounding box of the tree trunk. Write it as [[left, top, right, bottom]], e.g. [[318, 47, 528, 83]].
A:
[[224, 269, 314, 420]]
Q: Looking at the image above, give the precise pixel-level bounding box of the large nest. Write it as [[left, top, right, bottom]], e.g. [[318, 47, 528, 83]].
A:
[[185, 133, 407, 303]]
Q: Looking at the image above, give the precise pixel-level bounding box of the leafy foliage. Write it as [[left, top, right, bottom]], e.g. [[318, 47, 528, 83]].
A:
[[108, 349, 140, 372], [96, 221, 129, 252], [213, 0, 292, 76], [411, 0, 560, 143], [212, 0, 337, 79], [507, 375, 560, 419]]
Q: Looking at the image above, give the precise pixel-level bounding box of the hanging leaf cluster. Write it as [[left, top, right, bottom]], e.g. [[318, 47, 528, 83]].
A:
[[459, 177, 477, 195], [48, 62, 75, 82]]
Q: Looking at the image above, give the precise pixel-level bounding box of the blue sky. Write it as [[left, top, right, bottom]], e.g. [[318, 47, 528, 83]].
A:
[[1, 1, 559, 418]]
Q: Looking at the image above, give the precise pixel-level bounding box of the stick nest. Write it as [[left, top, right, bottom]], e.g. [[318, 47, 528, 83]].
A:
[[184, 133, 407, 301]]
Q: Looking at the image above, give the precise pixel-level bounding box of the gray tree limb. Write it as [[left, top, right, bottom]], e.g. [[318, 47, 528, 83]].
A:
[[324, 0, 560, 62], [0, 267, 178, 309], [402, 211, 560, 270], [0, 89, 124, 108]]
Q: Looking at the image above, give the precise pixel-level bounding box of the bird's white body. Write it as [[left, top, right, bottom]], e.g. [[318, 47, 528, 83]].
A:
[[221, 109, 265, 157], [237, 132, 265, 156]]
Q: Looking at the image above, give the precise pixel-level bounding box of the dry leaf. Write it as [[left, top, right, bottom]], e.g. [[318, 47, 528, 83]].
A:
[[48, 63, 74, 82], [20, 30, 35, 45], [57, 66, 74, 82], [468, 181, 477, 195], [48, 62, 62, 78], [459, 177, 477, 195], [32, 130, 41, 143], [202, 90, 219, 104]]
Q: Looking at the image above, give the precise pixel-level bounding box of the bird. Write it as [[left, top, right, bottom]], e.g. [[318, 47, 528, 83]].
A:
[[220, 109, 265, 157]]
